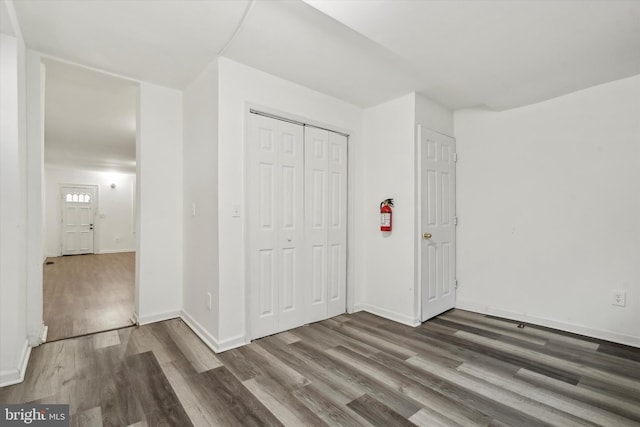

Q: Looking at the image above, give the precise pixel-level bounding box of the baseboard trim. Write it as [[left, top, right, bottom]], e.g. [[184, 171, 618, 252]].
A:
[[180, 310, 247, 353], [28, 324, 48, 346], [0, 340, 31, 388], [138, 310, 181, 326], [354, 303, 421, 327], [130, 312, 140, 327], [96, 249, 135, 255], [455, 300, 640, 348]]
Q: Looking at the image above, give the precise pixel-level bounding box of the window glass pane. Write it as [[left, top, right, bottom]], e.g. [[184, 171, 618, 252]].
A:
[[72, 194, 78, 202], [66, 194, 72, 202]]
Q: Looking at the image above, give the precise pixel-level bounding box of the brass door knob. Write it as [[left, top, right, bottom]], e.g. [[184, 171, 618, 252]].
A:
[[422, 232, 432, 239]]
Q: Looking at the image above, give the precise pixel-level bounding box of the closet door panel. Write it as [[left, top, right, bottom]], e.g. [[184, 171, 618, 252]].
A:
[[277, 125, 305, 331], [305, 127, 329, 323], [327, 132, 348, 317], [249, 114, 304, 339]]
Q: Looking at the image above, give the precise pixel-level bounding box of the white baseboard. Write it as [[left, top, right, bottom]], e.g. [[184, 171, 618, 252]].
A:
[[138, 310, 181, 326], [354, 303, 421, 327], [0, 340, 31, 388], [130, 312, 140, 326], [28, 324, 48, 346], [96, 249, 135, 254], [180, 310, 247, 353], [456, 300, 640, 348]]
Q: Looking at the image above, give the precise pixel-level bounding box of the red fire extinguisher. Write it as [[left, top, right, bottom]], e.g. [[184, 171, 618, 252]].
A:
[[380, 198, 394, 232]]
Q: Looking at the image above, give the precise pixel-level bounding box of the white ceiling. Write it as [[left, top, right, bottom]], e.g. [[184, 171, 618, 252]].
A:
[[13, 0, 640, 110], [303, 0, 640, 110], [9, 0, 640, 170], [13, 0, 250, 88], [43, 59, 138, 172], [0, 0, 15, 37]]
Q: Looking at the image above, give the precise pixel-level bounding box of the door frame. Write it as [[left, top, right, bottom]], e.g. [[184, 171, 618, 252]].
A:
[[243, 104, 354, 341], [58, 183, 99, 255], [25, 53, 141, 353], [416, 124, 457, 322]]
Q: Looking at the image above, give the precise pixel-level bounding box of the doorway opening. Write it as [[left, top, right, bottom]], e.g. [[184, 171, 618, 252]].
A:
[[42, 58, 138, 341]]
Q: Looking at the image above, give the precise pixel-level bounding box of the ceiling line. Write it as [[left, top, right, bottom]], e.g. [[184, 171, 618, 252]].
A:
[[39, 52, 141, 86], [217, 0, 256, 58]]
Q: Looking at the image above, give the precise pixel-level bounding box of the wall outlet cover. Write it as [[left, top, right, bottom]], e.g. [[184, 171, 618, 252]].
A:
[[612, 290, 626, 307]]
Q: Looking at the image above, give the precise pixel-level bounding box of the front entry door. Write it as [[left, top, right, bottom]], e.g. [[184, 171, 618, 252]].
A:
[[61, 185, 96, 255], [420, 126, 457, 321]]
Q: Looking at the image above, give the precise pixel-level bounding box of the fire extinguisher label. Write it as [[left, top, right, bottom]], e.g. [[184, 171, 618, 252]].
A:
[[381, 213, 391, 227]]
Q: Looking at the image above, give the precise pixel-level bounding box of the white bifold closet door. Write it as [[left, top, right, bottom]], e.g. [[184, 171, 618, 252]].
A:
[[304, 126, 347, 323], [248, 113, 347, 340]]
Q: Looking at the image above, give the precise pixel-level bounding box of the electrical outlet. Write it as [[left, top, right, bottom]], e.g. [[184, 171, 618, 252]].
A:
[[612, 290, 626, 307], [207, 292, 212, 311]]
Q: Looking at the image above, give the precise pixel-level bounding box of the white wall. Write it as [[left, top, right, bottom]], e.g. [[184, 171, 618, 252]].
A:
[[415, 93, 454, 137], [359, 94, 417, 324], [182, 60, 220, 340], [0, 31, 29, 386], [217, 58, 363, 349], [26, 50, 45, 346], [44, 166, 136, 256], [455, 75, 640, 347], [136, 82, 183, 324], [358, 93, 454, 326]]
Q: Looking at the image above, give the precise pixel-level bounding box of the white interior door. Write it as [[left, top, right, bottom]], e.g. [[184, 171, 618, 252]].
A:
[[305, 127, 347, 323], [61, 185, 96, 255], [420, 126, 456, 321], [248, 114, 306, 339]]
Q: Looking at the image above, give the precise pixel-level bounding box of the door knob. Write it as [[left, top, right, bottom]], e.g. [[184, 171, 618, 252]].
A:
[[422, 232, 432, 239]]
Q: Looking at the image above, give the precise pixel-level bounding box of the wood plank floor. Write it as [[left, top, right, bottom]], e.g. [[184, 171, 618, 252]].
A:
[[2, 309, 639, 426], [44, 252, 135, 341]]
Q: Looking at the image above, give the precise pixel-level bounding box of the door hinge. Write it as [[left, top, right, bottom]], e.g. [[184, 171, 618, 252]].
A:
[[453, 153, 458, 162], [453, 216, 458, 225], [454, 279, 458, 289]]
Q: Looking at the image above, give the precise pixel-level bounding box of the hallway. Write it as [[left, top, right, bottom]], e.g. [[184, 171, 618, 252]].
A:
[[43, 252, 135, 341]]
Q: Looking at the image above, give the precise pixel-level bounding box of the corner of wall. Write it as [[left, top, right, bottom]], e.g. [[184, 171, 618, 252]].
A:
[[0, 339, 31, 388], [180, 309, 246, 353]]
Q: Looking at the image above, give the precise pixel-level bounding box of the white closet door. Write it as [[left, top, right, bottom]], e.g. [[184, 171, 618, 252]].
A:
[[305, 127, 347, 322], [248, 114, 305, 339], [305, 127, 329, 323], [326, 131, 347, 318]]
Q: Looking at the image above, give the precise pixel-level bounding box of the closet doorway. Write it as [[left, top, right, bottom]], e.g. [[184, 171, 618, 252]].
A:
[[247, 112, 348, 340]]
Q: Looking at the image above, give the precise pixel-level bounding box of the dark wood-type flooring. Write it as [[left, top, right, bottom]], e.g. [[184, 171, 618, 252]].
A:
[[2, 309, 640, 426], [44, 252, 135, 341]]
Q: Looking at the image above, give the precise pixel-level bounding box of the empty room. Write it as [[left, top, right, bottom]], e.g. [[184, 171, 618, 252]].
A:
[[1, 1, 638, 426]]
